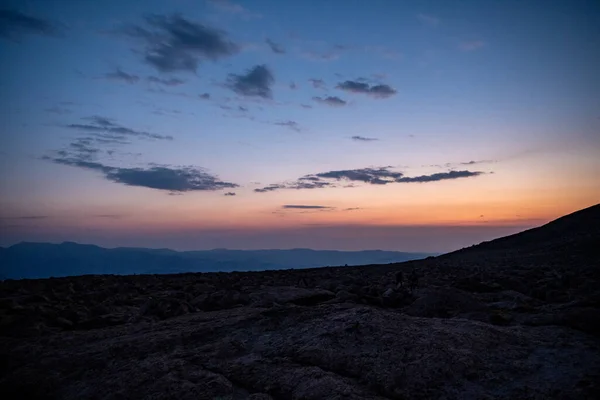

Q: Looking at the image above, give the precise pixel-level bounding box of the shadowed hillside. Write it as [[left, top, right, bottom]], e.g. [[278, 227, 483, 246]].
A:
[[442, 203, 600, 264]]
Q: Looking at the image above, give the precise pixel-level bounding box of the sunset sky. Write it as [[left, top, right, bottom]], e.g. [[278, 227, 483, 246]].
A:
[[1, 0, 599, 252]]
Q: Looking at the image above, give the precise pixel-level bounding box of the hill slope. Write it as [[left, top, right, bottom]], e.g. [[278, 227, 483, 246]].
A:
[[443, 203, 600, 264]]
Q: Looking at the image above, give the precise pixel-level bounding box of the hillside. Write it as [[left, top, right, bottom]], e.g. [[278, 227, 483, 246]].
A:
[[444, 203, 600, 262], [1, 205, 599, 399]]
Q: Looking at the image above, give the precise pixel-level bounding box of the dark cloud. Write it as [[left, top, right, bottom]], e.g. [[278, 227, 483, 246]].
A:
[[344, 207, 362, 211], [226, 64, 274, 99], [265, 38, 285, 54], [121, 14, 239, 73], [289, 82, 297, 90], [314, 167, 404, 184], [336, 80, 397, 98], [282, 205, 332, 209], [395, 170, 483, 183], [274, 120, 301, 132], [0, 9, 61, 40], [105, 68, 140, 84], [199, 93, 211, 99], [255, 167, 485, 193], [309, 78, 326, 89], [224, 192, 236, 196], [147, 76, 185, 86], [313, 96, 346, 107], [351, 136, 378, 142], [67, 116, 173, 141], [45, 155, 238, 192], [1, 215, 49, 220], [94, 214, 125, 219], [254, 184, 285, 193], [460, 159, 496, 165]]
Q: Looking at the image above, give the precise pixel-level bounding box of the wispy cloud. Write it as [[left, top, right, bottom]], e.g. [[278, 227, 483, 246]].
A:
[[206, 0, 262, 19], [255, 167, 485, 193], [282, 205, 332, 210], [0, 9, 62, 40], [459, 40, 485, 52], [199, 93, 211, 100], [224, 192, 236, 196], [1, 215, 49, 220], [147, 76, 185, 86], [417, 13, 439, 27], [67, 116, 173, 141], [274, 120, 301, 132], [351, 136, 378, 142], [226, 64, 274, 99], [336, 80, 397, 98], [265, 38, 285, 54], [309, 78, 326, 89], [313, 96, 347, 107], [105, 68, 140, 84], [120, 14, 239, 73]]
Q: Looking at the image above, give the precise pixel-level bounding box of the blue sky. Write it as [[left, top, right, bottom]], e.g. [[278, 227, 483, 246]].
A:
[[0, 0, 598, 251]]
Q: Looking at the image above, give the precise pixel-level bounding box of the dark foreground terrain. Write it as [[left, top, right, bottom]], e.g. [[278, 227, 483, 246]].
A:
[[1, 204, 599, 399]]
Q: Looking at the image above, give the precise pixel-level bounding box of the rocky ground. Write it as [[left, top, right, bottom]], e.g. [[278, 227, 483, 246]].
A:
[[0, 254, 599, 400], [1, 205, 599, 399]]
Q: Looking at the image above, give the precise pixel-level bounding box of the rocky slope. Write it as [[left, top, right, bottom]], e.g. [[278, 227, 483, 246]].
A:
[[1, 204, 599, 399]]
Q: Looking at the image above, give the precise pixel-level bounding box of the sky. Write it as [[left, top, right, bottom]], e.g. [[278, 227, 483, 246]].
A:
[[0, 0, 599, 252]]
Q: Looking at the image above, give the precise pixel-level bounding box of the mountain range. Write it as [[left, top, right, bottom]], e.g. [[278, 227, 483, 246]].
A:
[[0, 243, 435, 279]]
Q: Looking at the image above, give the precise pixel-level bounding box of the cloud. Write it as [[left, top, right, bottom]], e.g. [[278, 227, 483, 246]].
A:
[[199, 93, 211, 99], [45, 106, 72, 115], [282, 205, 332, 209], [289, 82, 297, 90], [313, 96, 347, 107], [265, 38, 285, 54], [67, 116, 173, 141], [226, 64, 274, 99], [336, 80, 397, 98], [460, 159, 496, 165], [351, 136, 378, 142], [300, 104, 312, 109], [395, 170, 483, 183], [301, 50, 340, 61], [309, 78, 326, 89], [1, 215, 49, 220], [206, 0, 262, 19], [459, 40, 485, 51], [45, 155, 238, 192], [224, 192, 236, 196], [0, 9, 61, 40], [274, 120, 301, 132], [255, 167, 485, 193], [417, 13, 439, 26], [121, 14, 239, 73], [105, 68, 140, 84], [147, 76, 185, 86], [314, 167, 404, 184]]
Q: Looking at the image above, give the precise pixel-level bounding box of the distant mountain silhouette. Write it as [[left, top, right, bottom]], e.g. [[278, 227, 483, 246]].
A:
[[0, 243, 435, 279], [444, 203, 600, 263]]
